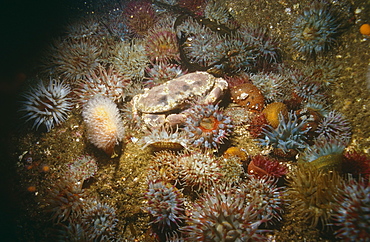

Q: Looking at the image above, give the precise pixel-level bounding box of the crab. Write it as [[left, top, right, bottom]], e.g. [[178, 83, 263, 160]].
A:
[[132, 71, 228, 130]]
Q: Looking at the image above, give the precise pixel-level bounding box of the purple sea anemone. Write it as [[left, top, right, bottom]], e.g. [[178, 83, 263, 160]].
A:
[[124, 0, 157, 37], [145, 28, 180, 64], [316, 110, 352, 145], [332, 177, 370, 241], [144, 180, 184, 239], [242, 176, 285, 223]]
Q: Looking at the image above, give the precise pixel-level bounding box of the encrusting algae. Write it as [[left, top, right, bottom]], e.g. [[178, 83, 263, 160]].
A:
[[3, 0, 370, 241]]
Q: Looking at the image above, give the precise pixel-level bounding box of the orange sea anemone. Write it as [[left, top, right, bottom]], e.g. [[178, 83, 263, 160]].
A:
[[223, 147, 248, 161], [262, 102, 288, 128]]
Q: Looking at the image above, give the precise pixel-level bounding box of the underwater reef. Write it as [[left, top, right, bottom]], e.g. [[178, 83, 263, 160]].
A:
[[2, 0, 370, 241]]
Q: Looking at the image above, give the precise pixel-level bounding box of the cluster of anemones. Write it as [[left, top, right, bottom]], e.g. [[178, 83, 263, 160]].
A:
[[143, 147, 283, 240], [180, 182, 279, 241], [15, 0, 359, 241], [43, 175, 119, 240]]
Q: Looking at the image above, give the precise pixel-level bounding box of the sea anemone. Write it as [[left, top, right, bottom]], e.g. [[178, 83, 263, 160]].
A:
[[300, 59, 341, 87], [147, 150, 181, 184], [66, 155, 98, 183], [286, 164, 343, 228], [144, 180, 184, 238], [222, 33, 259, 73], [332, 177, 370, 241], [248, 113, 269, 138], [259, 112, 309, 155], [82, 95, 125, 156], [250, 73, 289, 103], [180, 185, 268, 241], [177, 0, 207, 15], [218, 156, 244, 185], [303, 99, 330, 117], [203, 0, 235, 28], [82, 201, 118, 241], [44, 178, 87, 223], [315, 110, 352, 145], [238, 25, 280, 68], [299, 138, 345, 171], [180, 17, 227, 69], [293, 79, 326, 103], [242, 176, 285, 223], [145, 63, 186, 86], [20, 78, 73, 132], [41, 38, 102, 82], [295, 107, 323, 142], [54, 219, 89, 241], [223, 106, 253, 126], [224, 72, 250, 87], [262, 102, 289, 129], [291, 1, 344, 57], [179, 150, 222, 190], [145, 27, 180, 64], [343, 150, 370, 181], [64, 16, 104, 41], [248, 154, 288, 179], [102, 11, 130, 42], [110, 39, 149, 80], [74, 65, 130, 105], [124, 0, 157, 37], [183, 103, 233, 150]]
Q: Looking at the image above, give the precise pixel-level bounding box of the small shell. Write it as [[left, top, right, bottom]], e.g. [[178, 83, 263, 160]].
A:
[[230, 83, 265, 112]]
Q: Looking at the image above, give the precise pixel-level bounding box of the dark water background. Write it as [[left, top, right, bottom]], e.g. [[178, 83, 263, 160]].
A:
[[0, 1, 74, 240]]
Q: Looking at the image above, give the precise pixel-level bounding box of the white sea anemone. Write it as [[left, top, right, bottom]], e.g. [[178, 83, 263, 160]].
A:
[[20, 78, 72, 132]]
